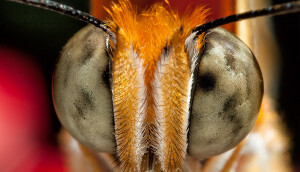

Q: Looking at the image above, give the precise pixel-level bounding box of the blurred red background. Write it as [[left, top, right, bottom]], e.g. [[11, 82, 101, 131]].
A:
[[0, 48, 64, 172]]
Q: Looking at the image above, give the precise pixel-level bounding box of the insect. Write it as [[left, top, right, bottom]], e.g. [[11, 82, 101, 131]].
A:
[[3, 0, 300, 171]]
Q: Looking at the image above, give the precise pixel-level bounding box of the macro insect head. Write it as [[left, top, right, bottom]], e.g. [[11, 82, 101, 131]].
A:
[[1, 0, 300, 171]]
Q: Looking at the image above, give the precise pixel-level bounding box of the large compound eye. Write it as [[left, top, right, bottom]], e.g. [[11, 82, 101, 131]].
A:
[[53, 25, 116, 153], [188, 27, 263, 158]]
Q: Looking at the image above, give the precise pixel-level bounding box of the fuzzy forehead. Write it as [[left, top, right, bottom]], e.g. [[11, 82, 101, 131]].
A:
[[105, 0, 208, 62]]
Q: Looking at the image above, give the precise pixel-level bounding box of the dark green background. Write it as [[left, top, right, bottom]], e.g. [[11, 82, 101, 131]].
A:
[[0, 0, 299, 167]]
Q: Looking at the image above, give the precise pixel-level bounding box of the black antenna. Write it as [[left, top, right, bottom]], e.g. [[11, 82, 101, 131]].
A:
[[8, 0, 113, 36], [193, 1, 300, 36]]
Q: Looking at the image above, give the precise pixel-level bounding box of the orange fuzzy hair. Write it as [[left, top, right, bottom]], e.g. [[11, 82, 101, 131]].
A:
[[105, 0, 209, 171], [105, 0, 208, 76]]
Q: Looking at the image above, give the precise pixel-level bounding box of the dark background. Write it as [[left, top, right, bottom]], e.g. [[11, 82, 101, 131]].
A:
[[0, 0, 299, 168]]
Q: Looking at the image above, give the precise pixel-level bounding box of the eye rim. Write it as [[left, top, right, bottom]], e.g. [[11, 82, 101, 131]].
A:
[[187, 27, 264, 159], [52, 25, 116, 153]]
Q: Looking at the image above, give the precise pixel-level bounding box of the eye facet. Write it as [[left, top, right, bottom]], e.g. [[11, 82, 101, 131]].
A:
[[53, 25, 116, 153], [188, 27, 263, 158]]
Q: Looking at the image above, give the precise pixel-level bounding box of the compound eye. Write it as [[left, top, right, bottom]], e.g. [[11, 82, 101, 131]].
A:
[[53, 25, 116, 153], [188, 27, 263, 158]]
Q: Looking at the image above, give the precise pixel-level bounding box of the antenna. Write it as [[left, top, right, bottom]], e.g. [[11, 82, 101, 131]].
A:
[[8, 0, 113, 36], [193, 1, 300, 36]]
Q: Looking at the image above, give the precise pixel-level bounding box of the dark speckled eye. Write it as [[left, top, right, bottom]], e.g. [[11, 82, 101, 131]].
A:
[[52, 25, 116, 153], [187, 27, 263, 159]]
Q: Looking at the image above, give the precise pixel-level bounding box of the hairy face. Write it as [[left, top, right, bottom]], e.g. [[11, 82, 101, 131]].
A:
[[53, 1, 263, 171]]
